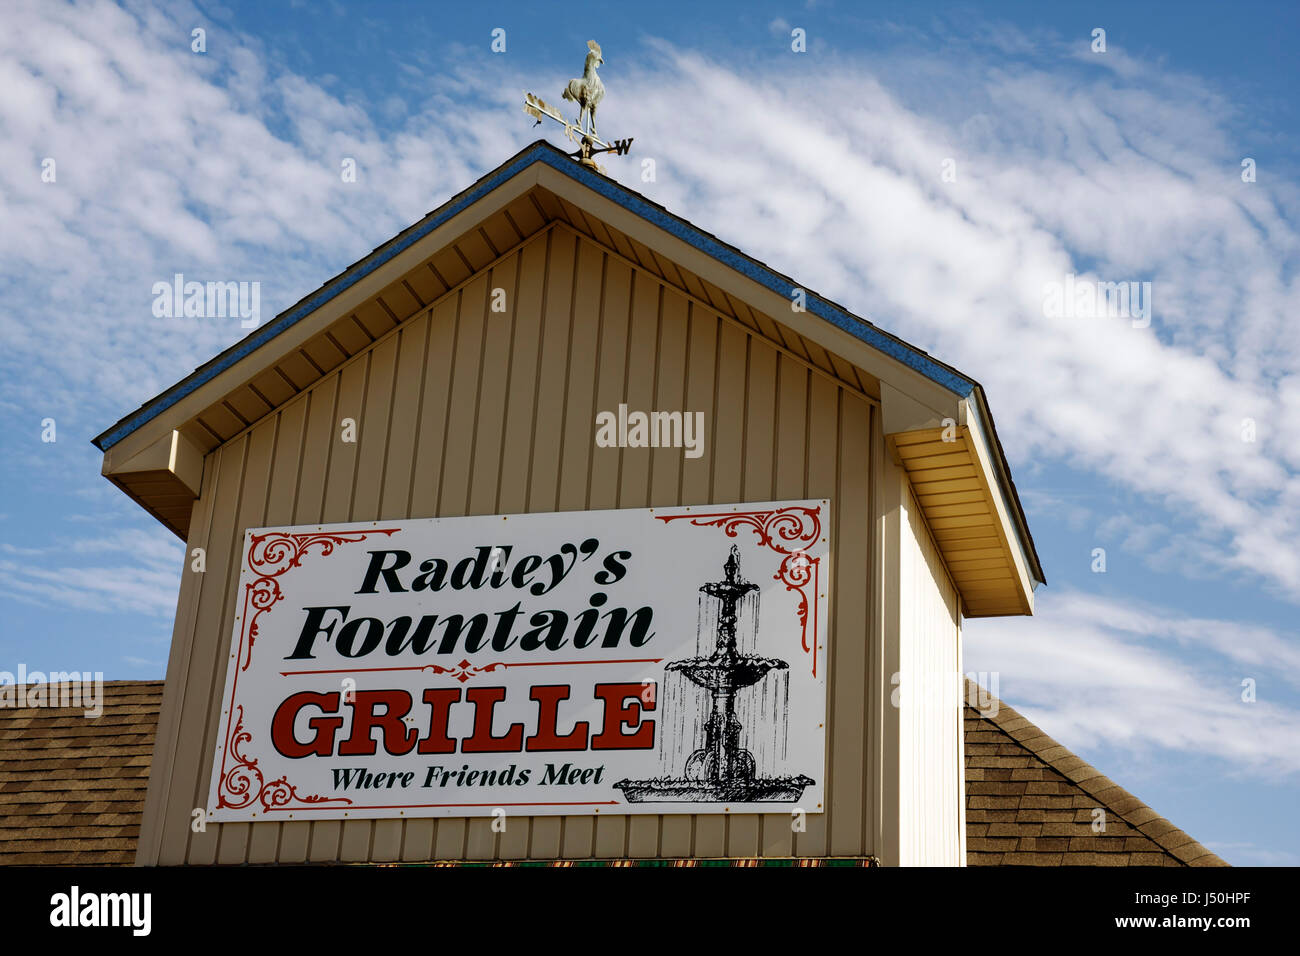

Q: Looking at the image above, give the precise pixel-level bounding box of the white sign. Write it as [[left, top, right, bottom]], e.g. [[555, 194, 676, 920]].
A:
[[206, 499, 829, 821]]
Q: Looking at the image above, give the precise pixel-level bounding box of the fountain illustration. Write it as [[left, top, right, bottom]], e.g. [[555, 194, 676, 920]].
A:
[[614, 546, 815, 803]]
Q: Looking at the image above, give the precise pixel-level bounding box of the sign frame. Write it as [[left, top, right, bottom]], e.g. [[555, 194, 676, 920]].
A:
[[204, 499, 831, 822]]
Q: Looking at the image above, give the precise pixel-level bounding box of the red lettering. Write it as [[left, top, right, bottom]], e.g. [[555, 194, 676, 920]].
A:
[[525, 684, 590, 751], [270, 691, 344, 758], [417, 687, 462, 754], [591, 681, 655, 750], [269, 681, 659, 758], [338, 689, 417, 756], [462, 686, 525, 753]]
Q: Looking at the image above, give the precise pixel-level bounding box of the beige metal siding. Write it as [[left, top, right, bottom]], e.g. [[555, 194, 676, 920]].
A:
[[139, 222, 879, 863], [173, 196, 554, 457], [897, 484, 963, 865]]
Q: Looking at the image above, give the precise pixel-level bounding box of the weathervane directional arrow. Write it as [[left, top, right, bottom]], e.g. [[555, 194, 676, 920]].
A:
[[523, 39, 632, 172]]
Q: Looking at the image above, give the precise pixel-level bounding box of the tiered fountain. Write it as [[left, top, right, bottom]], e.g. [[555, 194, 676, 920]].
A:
[[615, 546, 815, 803]]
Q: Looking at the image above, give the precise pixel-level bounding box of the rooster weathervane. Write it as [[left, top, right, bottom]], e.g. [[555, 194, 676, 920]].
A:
[[523, 40, 633, 172]]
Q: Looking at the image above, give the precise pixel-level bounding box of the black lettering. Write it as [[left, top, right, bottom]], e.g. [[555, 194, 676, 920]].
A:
[[412, 558, 450, 591], [337, 617, 385, 657], [540, 762, 575, 786], [386, 614, 439, 655], [534, 543, 579, 596], [572, 593, 608, 648], [600, 606, 655, 648], [490, 602, 525, 652], [333, 767, 367, 789], [436, 614, 492, 654], [520, 609, 569, 651], [510, 554, 542, 589], [595, 550, 631, 585], [488, 546, 514, 587], [451, 547, 494, 589], [357, 550, 411, 593], [288, 606, 349, 659]]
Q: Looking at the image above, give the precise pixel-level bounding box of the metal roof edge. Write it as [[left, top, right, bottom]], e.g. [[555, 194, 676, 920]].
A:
[[93, 140, 977, 454], [966, 385, 1046, 586], [91, 140, 557, 452], [536, 149, 976, 398]]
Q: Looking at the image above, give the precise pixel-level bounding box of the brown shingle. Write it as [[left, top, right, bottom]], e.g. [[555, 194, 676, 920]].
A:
[[963, 679, 1228, 867], [1061, 852, 1130, 866], [1001, 851, 1063, 865], [1029, 837, 1069, 852], [0, 681, 162, 866], [1024, 781, 1067, 795], [1039, 823, 1091, 838], [968, 837, 1019, 853], [0, 678, 1230, 868], [1009, 768, 1044, 781]]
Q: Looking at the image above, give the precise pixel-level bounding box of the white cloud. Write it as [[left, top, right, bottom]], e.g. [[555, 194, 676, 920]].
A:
[[0, 0, 519, 427], [966, 590, 1300, 777], [586, 41, 1300, 602], [0, 6, 1297, 645], [0, 528, 182, 617]]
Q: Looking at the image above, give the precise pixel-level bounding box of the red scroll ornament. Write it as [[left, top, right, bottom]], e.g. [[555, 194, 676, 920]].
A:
[[217, 528, 399, 813], [656, 505, 823, 676], [426, 659, 506, 683]]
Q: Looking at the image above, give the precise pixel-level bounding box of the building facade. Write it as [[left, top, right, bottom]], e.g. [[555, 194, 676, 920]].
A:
[[91, 142, 1047, 866]]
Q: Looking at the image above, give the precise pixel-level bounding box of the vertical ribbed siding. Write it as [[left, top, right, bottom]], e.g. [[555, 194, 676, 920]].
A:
[[149, 222, 877, 863], [898, 485, 962, 865]]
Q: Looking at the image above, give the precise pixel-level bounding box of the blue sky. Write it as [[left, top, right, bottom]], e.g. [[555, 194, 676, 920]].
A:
[[2, 0, 1298, 865]]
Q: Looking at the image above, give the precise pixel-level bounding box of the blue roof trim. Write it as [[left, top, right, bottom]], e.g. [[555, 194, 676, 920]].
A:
[[96, 141, 972, 452], [535, 150, 976, 398], [95, 144, 553, 451]]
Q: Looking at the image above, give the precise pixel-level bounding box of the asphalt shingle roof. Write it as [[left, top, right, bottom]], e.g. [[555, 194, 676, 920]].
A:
[[964, 680, 1228, 866], [0, 681, 160, 865], [0, 680, 1227, 865]]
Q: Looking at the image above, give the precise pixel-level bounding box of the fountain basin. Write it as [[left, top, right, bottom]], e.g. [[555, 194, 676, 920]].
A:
[[614, 775, 815, 803], [668, 655, 787, 691]]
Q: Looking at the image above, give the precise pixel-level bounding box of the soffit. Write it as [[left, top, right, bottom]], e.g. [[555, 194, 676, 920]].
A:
[[890, 427, 1033, 616]]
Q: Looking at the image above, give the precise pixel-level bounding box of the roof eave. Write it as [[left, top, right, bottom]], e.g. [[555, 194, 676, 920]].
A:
[[91, 139, 559, 453], [966, 386, 1046, 587], [90, 140, 1044, 597], [93, 140, 979, 454]]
